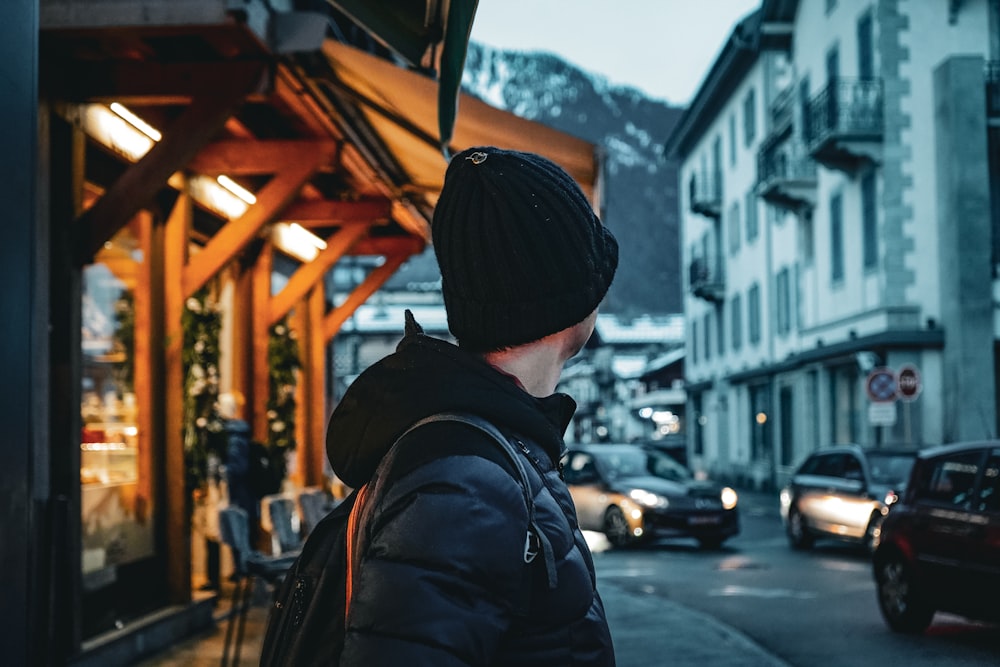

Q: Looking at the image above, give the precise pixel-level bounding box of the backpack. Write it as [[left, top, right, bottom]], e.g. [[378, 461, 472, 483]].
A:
[[258, 412, 556, 667]]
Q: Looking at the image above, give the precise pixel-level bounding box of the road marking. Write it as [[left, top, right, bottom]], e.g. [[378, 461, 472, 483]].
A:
[[708, 585, 817, 599]]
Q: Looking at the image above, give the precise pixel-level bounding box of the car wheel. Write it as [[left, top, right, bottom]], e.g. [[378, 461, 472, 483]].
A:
[[875, 552, 935, 634], [786, 507, 814, 550], [603, 506, 632, 548]]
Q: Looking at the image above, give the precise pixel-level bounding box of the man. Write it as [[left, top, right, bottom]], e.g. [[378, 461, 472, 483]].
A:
[[326, 146, 618, 665]]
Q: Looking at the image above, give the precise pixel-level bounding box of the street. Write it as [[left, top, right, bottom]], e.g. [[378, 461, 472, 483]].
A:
[[592, 493, 1000, 667]]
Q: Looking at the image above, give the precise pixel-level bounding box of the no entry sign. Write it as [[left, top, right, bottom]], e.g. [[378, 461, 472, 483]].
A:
[[897, 364, 922, 401]]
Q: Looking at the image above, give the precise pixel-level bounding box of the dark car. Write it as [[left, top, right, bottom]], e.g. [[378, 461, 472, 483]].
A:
[[561, 443, 739, 549], [872, 441, 1000, 633], [779, 445, 918, 550]]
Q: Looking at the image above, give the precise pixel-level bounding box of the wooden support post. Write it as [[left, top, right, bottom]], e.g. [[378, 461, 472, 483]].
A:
[[163, 185, 191, 602], [232, 254, 254, 413], [251, 243, 273, 444], [292, 303, 309, 488], [305, 285, 328, 488], [133, 212, 155, 518]]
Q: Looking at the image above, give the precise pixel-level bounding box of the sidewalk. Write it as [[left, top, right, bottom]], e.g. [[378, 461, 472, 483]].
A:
[[137, 571, 788, 667]]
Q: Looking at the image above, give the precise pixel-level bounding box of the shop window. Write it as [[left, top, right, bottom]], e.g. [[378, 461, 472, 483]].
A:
[[80, 226, 156, 634]]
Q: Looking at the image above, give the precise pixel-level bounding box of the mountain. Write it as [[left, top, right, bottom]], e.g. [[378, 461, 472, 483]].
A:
[[387, 42, 684, 317]]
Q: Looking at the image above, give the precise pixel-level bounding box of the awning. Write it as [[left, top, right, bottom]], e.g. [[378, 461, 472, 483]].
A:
[[319, 39, 602, 216]]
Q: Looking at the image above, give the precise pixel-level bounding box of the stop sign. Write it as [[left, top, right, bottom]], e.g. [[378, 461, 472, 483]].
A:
[[897, 364, 922, 401]]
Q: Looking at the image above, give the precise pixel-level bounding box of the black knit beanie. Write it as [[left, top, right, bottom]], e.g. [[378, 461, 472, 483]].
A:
[[432, 146, 619, 352]]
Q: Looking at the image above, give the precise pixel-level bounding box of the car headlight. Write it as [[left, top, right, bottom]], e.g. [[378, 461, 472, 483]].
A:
[[629, 489, 668, 508], [720, 487, 738, 510]]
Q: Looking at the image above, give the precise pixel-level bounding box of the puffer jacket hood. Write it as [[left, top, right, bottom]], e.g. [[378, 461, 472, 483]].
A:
[[326, 312, 577, 489]]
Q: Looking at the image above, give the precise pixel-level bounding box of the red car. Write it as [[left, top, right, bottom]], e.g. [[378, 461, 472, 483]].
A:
[[872, 441, 1000, 633]]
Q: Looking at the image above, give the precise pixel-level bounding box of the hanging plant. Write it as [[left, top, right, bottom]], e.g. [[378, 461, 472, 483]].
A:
[[111, 291, 135, 395], [266, 316, 301, 480], [182, 286, 224, 491]]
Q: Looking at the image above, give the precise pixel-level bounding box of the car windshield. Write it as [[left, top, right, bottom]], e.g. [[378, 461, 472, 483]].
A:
[[867, 453, 916, 486], [594, 448, 692, 482]]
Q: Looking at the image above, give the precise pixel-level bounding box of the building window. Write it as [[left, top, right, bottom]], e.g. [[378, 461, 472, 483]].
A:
[[743, 88, 757, 147], [728, 201, 741, 254], [717, 306, 725, 357], [729, 112, 737, 167], [861, 170, 878, 269], [746, 190, 759, 242], [800, 210, 814, 265], [776, 267, 791, 335], [691, 318, 699, 364], [703, 312, 712, 360], [799, 76, 811, 143], [748, 283, 761, 345], [830, 192, 844, 283], [731, 293, 743, 350], [857, 9, 873, 79], [795, 262, 804, 330]]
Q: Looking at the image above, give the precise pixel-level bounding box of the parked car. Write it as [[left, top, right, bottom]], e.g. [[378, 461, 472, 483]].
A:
[[561, 443, 739, 549], [873, 441, 1000, 633], [779, 445, 918, 551]]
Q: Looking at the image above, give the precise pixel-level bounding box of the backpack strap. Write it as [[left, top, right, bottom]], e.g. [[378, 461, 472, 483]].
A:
[[411, 412, 558, 589], [345, 411, 558, 622]]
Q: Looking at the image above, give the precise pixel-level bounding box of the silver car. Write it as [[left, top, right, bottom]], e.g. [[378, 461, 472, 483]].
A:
[[779, 445, 918, 550]]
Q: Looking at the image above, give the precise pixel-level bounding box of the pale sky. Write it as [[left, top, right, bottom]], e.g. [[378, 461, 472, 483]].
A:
[[469, 0, 761, 106]]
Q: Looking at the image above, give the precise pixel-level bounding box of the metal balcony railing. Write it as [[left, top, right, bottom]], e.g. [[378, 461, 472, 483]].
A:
[[688, 256, 725, 303], [757, 134, 817, 209], [688, 172, 723, 218], [805, 78, 883, 146]]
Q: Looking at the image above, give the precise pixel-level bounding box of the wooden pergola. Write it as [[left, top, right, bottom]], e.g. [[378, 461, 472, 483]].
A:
[[36, 0, 601, 622]]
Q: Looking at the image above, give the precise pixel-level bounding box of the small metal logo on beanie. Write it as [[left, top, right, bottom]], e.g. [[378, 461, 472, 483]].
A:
[[465, 151, 488, 165]]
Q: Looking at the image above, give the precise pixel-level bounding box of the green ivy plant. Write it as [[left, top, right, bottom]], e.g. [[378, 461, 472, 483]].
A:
[[266, 316, 301, 481], [182, 286, 224, 491]]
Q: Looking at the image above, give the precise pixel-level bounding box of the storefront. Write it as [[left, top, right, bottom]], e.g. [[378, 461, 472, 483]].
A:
[[5, 2, 604, 664]]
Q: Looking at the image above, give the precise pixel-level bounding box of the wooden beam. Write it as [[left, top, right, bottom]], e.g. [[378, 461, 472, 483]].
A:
[[163, 186, 191, 601], [251, 243, 273, 444], [75, 60, 265, 264], [305, 285, 328, 488], [268, 225, 369, 326], [281, 198, 392, 227], [183, 149, 332, 298], [323, 252, 413, 341], [292, 304, 309, 488], [188, 140, 337, 176], [46, 60, 268, 105], [346, 235, 424, 257]]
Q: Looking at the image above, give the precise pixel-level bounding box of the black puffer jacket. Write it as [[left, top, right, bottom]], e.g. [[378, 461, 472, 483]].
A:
[[326, 316, 615, 666]]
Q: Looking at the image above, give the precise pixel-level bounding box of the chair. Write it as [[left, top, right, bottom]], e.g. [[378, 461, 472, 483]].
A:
[[264, 495, 302, 555], [217, 506, 298, 667], [297, 487, 338, 537]]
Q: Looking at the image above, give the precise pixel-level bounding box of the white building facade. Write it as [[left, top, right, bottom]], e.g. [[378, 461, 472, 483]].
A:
[[666, 0, 1000, 489]]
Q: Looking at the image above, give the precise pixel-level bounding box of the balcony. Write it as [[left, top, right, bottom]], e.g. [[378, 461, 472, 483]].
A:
[[757, 132, 817, 210], [805, 78, 883, 172], [689, 256, 725, 303], [689, 172, 722, 218]]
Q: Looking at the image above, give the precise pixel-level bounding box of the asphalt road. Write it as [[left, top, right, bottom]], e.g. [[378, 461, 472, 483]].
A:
[[591, 490, 999, 667]]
